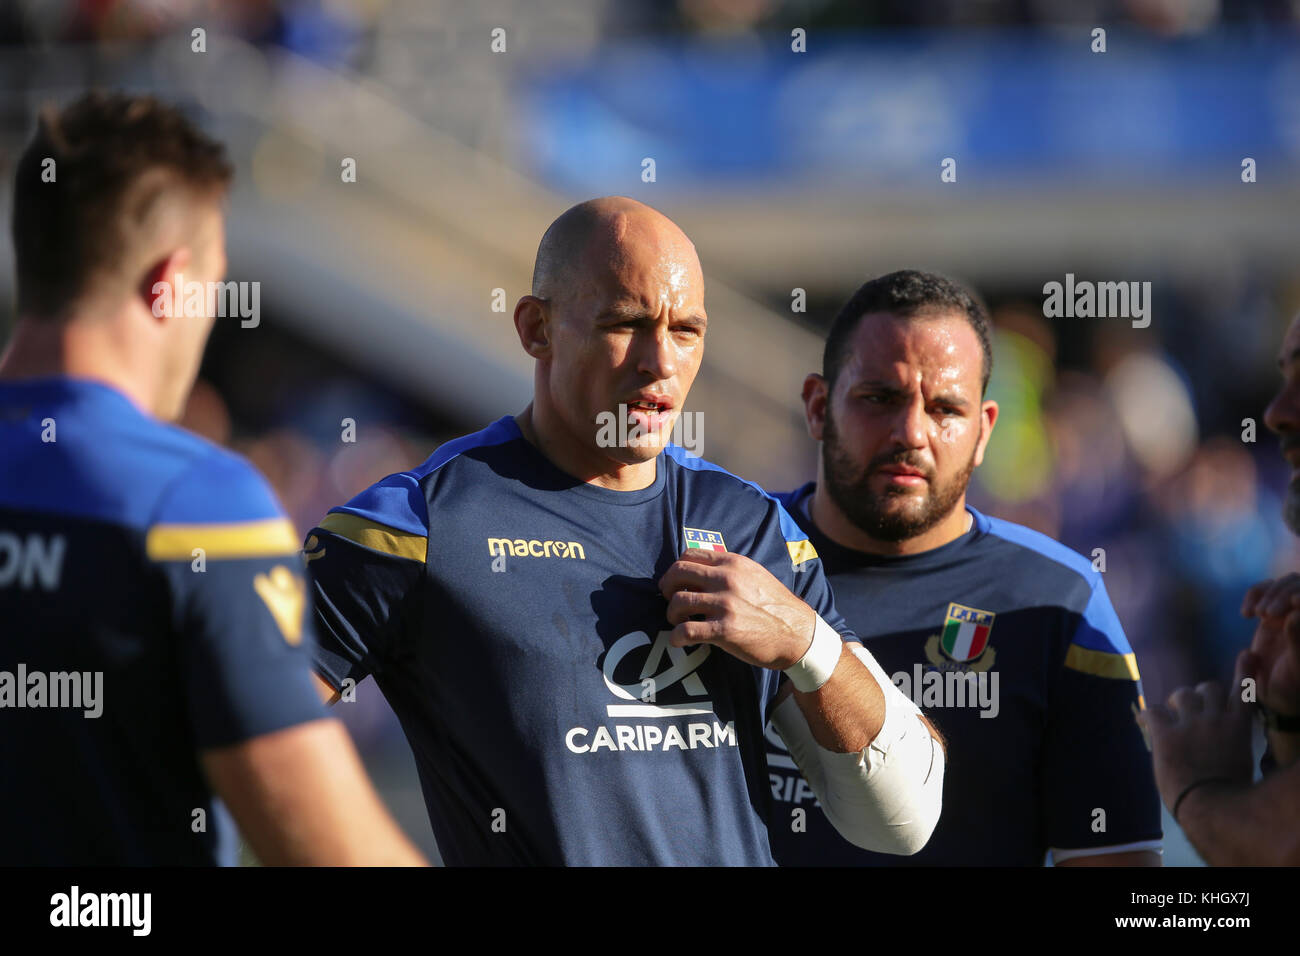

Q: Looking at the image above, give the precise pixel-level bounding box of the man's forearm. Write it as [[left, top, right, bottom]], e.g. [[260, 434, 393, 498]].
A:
[[792, 642, 885, 752], [790, 638, 944, 755], [775, 639, 945, 855], [1177, 764, 1300, 866]]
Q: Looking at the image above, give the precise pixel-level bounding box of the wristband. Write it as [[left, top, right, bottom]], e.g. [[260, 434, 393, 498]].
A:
[[1256, 702, 1300, 733], [783, 614, 843, 693], [1172, 776, 1233, 822]]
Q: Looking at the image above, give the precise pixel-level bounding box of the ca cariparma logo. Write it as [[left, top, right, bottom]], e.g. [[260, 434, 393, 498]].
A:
[[602, 630, 714, 716], [925, 602, 997, 672], [564, 630, 738, 755]]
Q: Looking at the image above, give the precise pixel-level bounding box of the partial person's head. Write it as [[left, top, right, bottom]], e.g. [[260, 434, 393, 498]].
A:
[[514, 197, 706, 466], [10, 92, 233, 418], [803, 270, 998, 542], [1263, 311, 1300, 535]]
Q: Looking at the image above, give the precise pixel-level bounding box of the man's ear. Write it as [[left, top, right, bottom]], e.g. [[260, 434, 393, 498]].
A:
[[972, 399, 999, 468], [513, 295, 552, 360], [140, 247, 192, 323], [802, 373, 828, 442]]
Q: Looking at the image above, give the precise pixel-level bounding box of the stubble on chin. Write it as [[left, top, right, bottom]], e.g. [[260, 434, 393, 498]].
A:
[[1284, 486, 1300, 537], [821, 415, 974, 543]]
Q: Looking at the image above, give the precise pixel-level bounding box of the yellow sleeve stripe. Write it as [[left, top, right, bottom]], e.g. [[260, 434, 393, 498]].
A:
[[317, 512, 427, 563], [786, 538, 818, 567], [1065, 644, 1141, 681], [146, 518, 299, 561]]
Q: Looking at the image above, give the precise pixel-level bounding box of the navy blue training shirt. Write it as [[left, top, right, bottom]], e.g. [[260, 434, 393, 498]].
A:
[[766, 482, 1162, 866], [307, 416, 854, 866], [0, 378, 327, 865]]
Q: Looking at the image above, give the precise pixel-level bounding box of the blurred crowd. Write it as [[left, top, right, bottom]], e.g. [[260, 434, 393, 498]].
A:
[[2, 0, 1298, 52], [971, 281, 1300, 703]]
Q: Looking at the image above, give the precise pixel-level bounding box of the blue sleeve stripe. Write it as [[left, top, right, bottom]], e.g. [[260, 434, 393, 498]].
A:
[[411, 416, 522, 479], [334, 416, 521, 536], [770, 486, 810, 514], [153, 447, 289, 525], [663, 445, 810, 544], [980, 510, 1134, 656], [980, 512, 1097, 579], [1075, 581, 1134, 655], [331, 472, 429, 536]]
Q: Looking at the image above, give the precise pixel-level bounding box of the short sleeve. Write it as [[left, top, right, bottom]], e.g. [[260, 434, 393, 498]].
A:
[[1044, 580, 1163, 857], [305, 472, 428, 690], [149, 450, 327, 750]]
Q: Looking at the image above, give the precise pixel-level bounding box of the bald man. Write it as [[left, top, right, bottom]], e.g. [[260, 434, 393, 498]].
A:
[[303, 197, 945, 865]]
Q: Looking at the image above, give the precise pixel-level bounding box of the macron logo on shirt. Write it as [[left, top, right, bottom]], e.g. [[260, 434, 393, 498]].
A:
[[487, 537, 586, 560]]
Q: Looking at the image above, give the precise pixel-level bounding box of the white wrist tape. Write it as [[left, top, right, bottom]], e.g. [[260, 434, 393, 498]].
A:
[[771, 644, 945, 855], [848, 642, 915, 756], [783, 614, 843, 693]]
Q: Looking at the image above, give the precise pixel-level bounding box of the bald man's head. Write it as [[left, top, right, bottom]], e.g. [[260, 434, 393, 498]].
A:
[[531, 197, 700, 306], [514, 197, 708, 473]]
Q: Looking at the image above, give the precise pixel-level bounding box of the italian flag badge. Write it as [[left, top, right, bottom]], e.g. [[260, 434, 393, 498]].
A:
[[941, 602, 995, 662], [684, 527, 727, 553]]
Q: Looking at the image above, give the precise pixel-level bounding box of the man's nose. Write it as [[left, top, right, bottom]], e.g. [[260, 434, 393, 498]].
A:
[[1265, 381, 1300, 438], [636, 325, 677, 380], [889, 393, 928, 449]]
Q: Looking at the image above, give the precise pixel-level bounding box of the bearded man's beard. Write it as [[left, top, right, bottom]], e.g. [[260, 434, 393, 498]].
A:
[[821, 405, 976, 543], [1284, 481, 1300, 537]]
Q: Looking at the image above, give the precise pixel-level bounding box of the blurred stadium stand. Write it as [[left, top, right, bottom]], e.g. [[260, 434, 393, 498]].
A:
[[3, 0, 1299, 865]]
